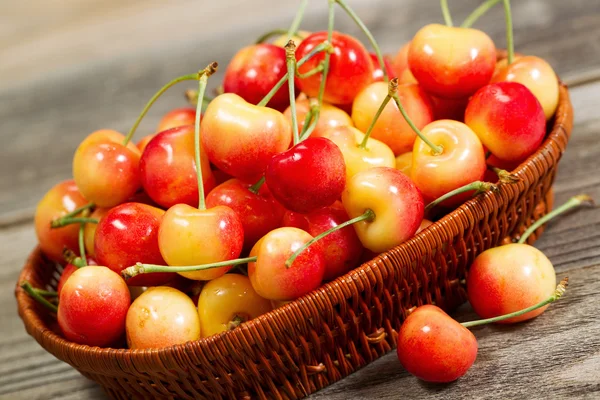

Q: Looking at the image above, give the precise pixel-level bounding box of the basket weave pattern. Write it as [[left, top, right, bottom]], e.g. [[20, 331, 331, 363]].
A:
[[16, 84, 572, 399]]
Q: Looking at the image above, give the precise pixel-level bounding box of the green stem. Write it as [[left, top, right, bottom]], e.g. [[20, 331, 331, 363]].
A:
[[123, 73, 199, 145], [51, 203, 94, 227], [20, 281, 58, 313], [359, 78, 396, 149], [184, 89, 213, 111], [425, 181, 498, 213], [248, 176, 266, 194], [461, 0, 502, 28], [440, 0, 453, 26], [296, 63, 325, 79], [299, 102, 319, 141], [518, 194, 594, 244], [502, 0, 514, 64], [316, 0, 336, 108], [335, 0, 388, 82], [391, 92, 443, 155], [462, 278, 568, 327], [285, 41, 300, 145], [255, 28, 289, 44], [50, 217, 98, 229], [78, 223, 87, 266], [63, 248, 86, 268], [121, 257, 258, 280], [287, 0, 308, 40], [285, 209, 375, 268]]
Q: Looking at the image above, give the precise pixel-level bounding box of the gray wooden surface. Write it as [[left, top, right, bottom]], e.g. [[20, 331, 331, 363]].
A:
[[1, 0, 599, 399]]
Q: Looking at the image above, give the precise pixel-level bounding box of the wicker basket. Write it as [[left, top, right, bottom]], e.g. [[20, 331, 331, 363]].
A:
[[16, 81, 572, 399]]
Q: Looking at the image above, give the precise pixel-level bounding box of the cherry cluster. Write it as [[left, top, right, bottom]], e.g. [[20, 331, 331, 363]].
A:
[[23, 0, 588, 385]]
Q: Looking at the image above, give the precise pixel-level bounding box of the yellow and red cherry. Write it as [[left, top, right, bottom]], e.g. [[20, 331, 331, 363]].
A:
[[223, 44, 290, 111], [397, 305, 478, 383], [248, 227, 325, 301], [272, 30, 311, 48], [282, 201, 363, 281], [465, 82, 546, 163], [342, 166, 424, 253], [205, 178, 285, 251], [83, 207, 109, 257], [34, 180, 89, 262], [56, 256, 97, 297], [283, 97, 353, 139], [73, 129, 142, 208], [201, 93, 292, 180], [265, 137, 346, 213], [136, 134, 155, 153], [411, 120, 486, 204], [352, 81, 434, 155], [197, 274, 272, 337], [398, 68, 417, 85], [408, 24, 496, 99], [58, 266, 130, 347], [140, 125, 215, 209], [491, 55, 559, 120], [295, 31, 374, 105], [126, 286, 200, 349], [370, 53, 395, 82], [94, 202, 174, 287], [321, 126, 396, 180], [391, 42, 410, 78], [394, 152, 412, 176], [156, 107, 196, 132]]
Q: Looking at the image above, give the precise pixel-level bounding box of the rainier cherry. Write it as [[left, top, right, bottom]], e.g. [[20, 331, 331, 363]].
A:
[[370, 53, 395, 82], [156, 107, 196, 132], [283, 97, 353, 139]]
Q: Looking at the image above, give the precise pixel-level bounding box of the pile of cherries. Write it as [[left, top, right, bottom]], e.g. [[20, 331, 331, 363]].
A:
[[24, 0, 590, 384]]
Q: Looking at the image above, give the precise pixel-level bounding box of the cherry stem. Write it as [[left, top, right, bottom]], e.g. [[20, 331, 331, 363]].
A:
[[460, 0, 502, 28], [518, 194, 594, 244], [194, 62, 218, 211], [20, 281, 58, 313], [462, 278, 568, 328], [425, 181, 499, 213], [298, 101, 319, 141], [287, 0, 308, 41], [78, 223, 87, 266], [490, 167, 521, 184], [502, 0, 515, 64], [121, 257, 258, 280], [391, 92, 443, 155], [359, 78, 397, 149], [184, 89, 213, 111], [51, 202, 95, 228], [248, 176, 266, 194], [285, 41, 300, 145], [33, 288, 58, 297], [440, 0, 453, 26], [50, 217, 98, 229], [123, 73, 199, 145], [227, 315, 246, 330], [335, 0, 389, 82], [255, 29, 290, 44], [63, 248, 86, 268], [296, 63, 325, 79], [284, 209, 375, 268]]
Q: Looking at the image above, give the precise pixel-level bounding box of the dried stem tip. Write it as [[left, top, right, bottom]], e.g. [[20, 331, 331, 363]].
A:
[[285, 40, 297, 58], [554, 277, 569, 300], [388, 77, 399, 96]]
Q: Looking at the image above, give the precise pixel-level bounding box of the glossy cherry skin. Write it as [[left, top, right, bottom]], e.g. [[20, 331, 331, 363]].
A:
[[223, 44, 289, 111], [321, 126, 396, 180], [94, 202, 173, 287], [201, 93, 292, 180], [370, 53, 395, 82], [283, 97, 353, 139], [156, 107, 196, 132], [467, 244, 556, 323], [83, 207, 109, 257], [265, 137, 346, 213], [397, 305, 478, 383], [465, 82, 546, 163], [158, 204, 244, 281], [408, 24, 496, 99], [411, 120, 486, 204], [295, 31, 374, 105], [197, 274, 272, 337], [205, 178, 285, 251], [342, 167, 424, 253], [491, 55, 559, 120], [56, 257, 98, 297], [352, 82, 435, 155], [126, 286, 200, 348], [391, 42, 410, 78], [58, 266, 131, 347], [395, 152, 412, 176], [34, 180, 89, 262], [140, 125, 215, 209], [248, 227, 325, 301], [73, 129, 142, 208], [282, 201, 363, 281], [137, 134, 155, 153]]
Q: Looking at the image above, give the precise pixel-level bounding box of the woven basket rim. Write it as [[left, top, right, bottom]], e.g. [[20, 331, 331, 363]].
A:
[[16, 82, 573, 370]]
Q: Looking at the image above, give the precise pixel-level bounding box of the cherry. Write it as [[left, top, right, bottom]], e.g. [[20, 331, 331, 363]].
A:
[[408, 24, 496, 99], [295, 31, 374, 105], [282, 201, 363, 281], [94, 202, 174, 287], [156, 107, 196, 132], [465, 82, 546, 163], [201, 93, 292, 180], [73, 129, 142, 208], [34, 180, 88, 262], [429, 95, 469, 121], [265, 137, 346, 213], [136, 134, 155, 153], [394, 152, 412, 176], [83, 207, 109, 257], [58, 266, 130, 347], [197, 274, 272, 337], [126, 286, 200, 348], [272, 30, 311, 48], [223, 44, 290, 111], [283, 97, 353, 139], [56, 256, 97, 297], [370, 53, 395, 82], [391, 42, 410, 78]]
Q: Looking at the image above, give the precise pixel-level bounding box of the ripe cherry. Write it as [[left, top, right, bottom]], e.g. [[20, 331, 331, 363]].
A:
[[156, 107, 196, 132], [370, 53, 395, 82], [283, 97, 353, 139], [83, 207, 109, 257]]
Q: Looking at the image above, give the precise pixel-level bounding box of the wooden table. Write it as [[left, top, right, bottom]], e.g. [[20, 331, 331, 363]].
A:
[[1, 0, 599, 398]]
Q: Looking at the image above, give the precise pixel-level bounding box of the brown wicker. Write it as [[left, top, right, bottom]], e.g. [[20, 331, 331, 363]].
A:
[[16, 82, 572, 399]]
